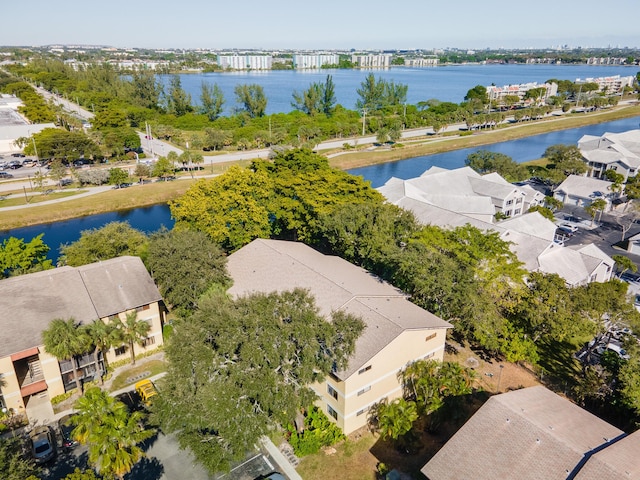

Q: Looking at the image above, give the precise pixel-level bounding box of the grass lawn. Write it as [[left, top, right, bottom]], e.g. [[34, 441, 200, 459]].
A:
[[109, 359, 167, 392], [0, 189, 87, 207], [328, 104, 640, 170]]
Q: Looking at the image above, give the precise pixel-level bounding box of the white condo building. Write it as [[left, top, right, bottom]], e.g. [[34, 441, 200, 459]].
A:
[[293, 54, 339, 69], [217, 55, 273, 70]]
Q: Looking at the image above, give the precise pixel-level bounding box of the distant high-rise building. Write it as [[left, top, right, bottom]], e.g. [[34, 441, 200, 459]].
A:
[[217, 55, 273, 70], [293, 54, 340, 69], [351, 54, 392, 68]]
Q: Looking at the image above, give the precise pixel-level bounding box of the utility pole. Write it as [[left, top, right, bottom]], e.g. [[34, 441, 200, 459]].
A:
[[362, 108, 367, 136]]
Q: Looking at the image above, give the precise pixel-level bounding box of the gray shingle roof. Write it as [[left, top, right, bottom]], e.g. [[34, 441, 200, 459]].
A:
[[421, 386, 625, 480], [226, 239, 452, 379], [0, 256, 161, 358]]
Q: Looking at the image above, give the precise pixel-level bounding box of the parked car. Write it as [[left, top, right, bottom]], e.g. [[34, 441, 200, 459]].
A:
[[29, 426, 56, 464], [135, 379, 158, 406], [558, 223, 579, 234], [0, 172, 14, 179]]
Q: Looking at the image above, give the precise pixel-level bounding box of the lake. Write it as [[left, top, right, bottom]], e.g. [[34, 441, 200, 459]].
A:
[[160, 64, 637, 115]]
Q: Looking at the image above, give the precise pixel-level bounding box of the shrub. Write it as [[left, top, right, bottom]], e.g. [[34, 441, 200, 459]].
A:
[[287, 406, 345, 456], [51, 391, 74, 405]]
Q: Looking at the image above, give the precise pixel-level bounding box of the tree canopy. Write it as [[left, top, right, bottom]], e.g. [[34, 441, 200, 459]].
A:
[[154, 288, 364, 473], [465, 150, 529, 182], [145, 228, 230, 315], [0, 234, 53, 277], [170, 149, 383, 252], [60, 222, 148, 266]]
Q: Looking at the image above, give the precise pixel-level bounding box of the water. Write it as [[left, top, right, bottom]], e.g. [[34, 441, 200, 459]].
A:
[[0, 204, 173, 263], [161, 64, 636, 115], [348, 115, 640, 188]]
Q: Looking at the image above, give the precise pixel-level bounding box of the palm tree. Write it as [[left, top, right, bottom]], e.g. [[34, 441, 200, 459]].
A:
[[374, 398, 418, 441], [72, 387, 154, 480], [113, 311, 150, 365], [84, 320, 118, 383], [42, 318, 90, 393]]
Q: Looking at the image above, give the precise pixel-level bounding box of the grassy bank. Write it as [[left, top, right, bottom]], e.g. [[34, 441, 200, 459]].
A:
[[328, 103, 640, 170], [0, 180, 196, 230]]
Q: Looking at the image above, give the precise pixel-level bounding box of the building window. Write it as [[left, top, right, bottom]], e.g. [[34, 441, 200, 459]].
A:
[[327, 384, 338, 400], [516, 197, 523, 204], [514, 209, 521, 215], [506, 199, 513, 205], [142, 336, 155, 347], [505, 210, 512, 217], [114, 346, 127, 357], [357, 386, 371, 396], [357, 406, 369, 416], [327, 405, 338, 420], [358, 365, 372, 375], [136, 304, 151, 312], [425, 333, 437, 342], [424, 352, 435, 360]]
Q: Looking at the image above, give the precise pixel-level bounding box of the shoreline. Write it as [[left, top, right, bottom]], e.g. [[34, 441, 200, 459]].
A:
[[2, 103, 640, 231]]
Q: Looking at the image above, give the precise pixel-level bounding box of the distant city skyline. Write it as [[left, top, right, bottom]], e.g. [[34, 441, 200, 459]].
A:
[[2, 0, 639, 51]]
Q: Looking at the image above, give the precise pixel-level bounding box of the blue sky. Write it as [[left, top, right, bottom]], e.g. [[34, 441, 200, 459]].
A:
[[2, 0, 639, 50]]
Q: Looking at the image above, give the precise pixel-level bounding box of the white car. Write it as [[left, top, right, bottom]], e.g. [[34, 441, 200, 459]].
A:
[[558, 223, 579, 234]]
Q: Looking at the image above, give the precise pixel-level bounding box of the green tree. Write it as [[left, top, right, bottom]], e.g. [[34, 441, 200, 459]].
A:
[[585, 198, 607, 226], [42, 318, 89, 393], [355, 73, 386, 111], [108, 168, 129, 186], [612, 254, 637, 275], [49, 159, 68, 187], [62, 468, 100, 480], [203, 128, 231, 151], [154, 289, 364, 474], [464, 85, 489, 105], [60, 222, 148, 266], [543, 144, 588, 179], [84, 320, 118, 381], [199, 82, 225, 121], [527, 205, 555, 221], [130, 70, 162, 110], [72, 387, 153, 480], [112, 311, 150, 365], [0, 437, 40, 480], [145, 229, 230, 315], [234, 84, 267, 118], [0, 234, 53, 277], [134, 163, 151, 183], [23, 128, 100, 162], [321, 74, 336, 115], [164, 75, 192, 116], [465, 150, 529, 182], [151, 155, 176, 181], [370, 398, 418, 441], [292, 82, 323, 116], [170, 165, 273, 251]]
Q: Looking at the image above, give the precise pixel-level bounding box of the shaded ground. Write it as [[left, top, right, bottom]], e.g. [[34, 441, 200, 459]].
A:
[[297, 339, 541, 480]]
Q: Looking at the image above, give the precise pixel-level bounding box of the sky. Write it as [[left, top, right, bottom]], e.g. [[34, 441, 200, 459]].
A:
[[2, 0, 639, 50]]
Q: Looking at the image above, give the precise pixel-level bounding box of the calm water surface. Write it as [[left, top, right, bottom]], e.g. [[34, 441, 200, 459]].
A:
[[162, 64, 636, 115]]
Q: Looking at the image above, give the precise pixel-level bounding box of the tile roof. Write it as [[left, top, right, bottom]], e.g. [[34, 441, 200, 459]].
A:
[[226, 239, 452, 379], [0, 256, 161, 358]]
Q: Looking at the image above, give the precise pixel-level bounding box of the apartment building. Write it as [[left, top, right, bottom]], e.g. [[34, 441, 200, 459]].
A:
[[351, 54, 392, 68], [226, 239, 451, 434], [578, 129, 640, 182], [486, 82, 558, 106], [404, 57, 438, 67], [575, 74, 634, 93], [0, 256, 165, 422], [292, 54, 339, 69], [217, 55, 273, 70]]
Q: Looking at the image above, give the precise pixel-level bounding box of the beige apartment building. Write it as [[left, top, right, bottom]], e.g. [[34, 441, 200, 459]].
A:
[[227, 239, 452, 434], [0, 256, 164, 422]]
